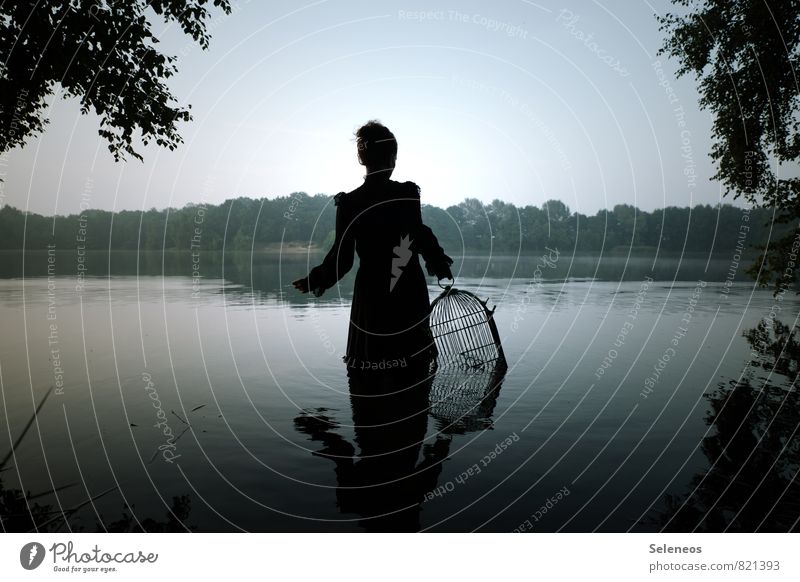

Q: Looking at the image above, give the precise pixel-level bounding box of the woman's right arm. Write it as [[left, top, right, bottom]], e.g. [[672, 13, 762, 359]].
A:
[[294, 193, 355, 296]]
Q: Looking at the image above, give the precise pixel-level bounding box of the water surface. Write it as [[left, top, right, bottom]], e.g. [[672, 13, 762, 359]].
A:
[[1, 250, 797, 532]]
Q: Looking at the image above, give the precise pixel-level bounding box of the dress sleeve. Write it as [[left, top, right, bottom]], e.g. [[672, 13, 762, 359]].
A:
[[306, 192, 356, 297], [406, 182, 454, 280]]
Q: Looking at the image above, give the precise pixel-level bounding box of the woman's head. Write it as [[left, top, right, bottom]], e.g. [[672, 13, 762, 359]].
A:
[[354, 120, 397, 174]]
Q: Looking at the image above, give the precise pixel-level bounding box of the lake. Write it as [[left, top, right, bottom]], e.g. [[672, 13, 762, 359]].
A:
[[1, 250, 798, 532]]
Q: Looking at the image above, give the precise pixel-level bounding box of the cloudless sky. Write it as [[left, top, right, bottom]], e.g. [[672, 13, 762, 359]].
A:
[[3, 0, 738, 216]]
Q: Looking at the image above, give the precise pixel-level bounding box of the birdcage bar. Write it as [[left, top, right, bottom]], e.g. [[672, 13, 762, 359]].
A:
[[431, 308, 486, 326], [431, 319, 491, 338]]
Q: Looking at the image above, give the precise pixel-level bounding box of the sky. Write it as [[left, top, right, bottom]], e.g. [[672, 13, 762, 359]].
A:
[[2, 0, 738, 216]]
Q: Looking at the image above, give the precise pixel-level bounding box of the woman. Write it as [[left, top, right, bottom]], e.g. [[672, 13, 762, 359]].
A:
[[293, 120, 453, 369]]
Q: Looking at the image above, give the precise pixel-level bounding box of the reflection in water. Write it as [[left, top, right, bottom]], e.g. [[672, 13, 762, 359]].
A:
[[0, 476, 56, 532], [653, 317, 800, 532], [0, 249, 760, 306], [0, 386, 196, 532], [101, 496, 194, 533], [0, 467, 196, 533], [294, 360, 506, 532], [429, 363, 506, 434], [0, 464, 195, 532]]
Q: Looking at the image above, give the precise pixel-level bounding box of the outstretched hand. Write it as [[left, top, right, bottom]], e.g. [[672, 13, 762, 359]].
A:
[[292, 277, 310, 293]]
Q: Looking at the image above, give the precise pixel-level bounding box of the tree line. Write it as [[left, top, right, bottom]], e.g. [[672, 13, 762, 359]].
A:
[[0, 194, 795, 255]]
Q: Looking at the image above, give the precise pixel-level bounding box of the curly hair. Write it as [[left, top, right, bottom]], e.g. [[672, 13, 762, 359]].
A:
[[354, 120, 397, 168]]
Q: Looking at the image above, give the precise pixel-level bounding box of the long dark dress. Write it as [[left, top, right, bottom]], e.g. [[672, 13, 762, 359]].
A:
[[306, 177, 452, 368]]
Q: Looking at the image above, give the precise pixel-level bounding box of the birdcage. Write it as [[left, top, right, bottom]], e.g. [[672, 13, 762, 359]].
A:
[[425, 282, 508, 433], [429, 284, 507, 371]]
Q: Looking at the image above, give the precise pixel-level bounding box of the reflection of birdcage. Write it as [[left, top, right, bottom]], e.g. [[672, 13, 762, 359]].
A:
[[429, 362, 506, 434], [429, 286, 507, 370]]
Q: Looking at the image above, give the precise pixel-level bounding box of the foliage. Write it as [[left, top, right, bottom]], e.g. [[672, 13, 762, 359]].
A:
[[0, 0, 231, 160], [658, 0, 800, 293], [652, 316, 800, 532], [0, 195, 795, 255]]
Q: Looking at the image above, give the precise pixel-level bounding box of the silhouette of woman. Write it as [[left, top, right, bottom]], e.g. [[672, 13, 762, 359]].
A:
[[293, 120, 453, 368]]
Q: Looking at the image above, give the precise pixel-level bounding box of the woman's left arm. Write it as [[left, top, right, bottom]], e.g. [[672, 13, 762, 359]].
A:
[[406, 183, 454, 280]]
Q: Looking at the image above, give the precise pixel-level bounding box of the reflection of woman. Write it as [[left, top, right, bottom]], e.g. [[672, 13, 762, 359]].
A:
[[293, 120, 453, 367], [294, 365, 451, 532]]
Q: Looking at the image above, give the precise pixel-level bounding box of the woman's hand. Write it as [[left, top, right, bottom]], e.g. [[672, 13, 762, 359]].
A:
[[434, 254, 454, 281], [292, 277, 310, 293]]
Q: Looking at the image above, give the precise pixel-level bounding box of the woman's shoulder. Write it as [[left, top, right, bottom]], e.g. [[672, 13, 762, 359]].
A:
[[396, 180, 421, 198], [404, 180, 421, 195], [333, 190, 350, 206], [336, 180, 420, 206], [336, 181, 373, 205]]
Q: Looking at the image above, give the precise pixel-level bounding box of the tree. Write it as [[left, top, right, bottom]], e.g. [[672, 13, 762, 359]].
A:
[[0, 0, 231, 161], [657, 0, 800, 292]]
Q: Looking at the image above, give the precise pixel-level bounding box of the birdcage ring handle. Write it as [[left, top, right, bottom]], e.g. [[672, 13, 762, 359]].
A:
[[437, 276, 455, 290]]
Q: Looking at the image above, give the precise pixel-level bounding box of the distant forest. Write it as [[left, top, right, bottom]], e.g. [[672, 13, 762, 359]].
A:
[[0, 194, 794, 254]]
